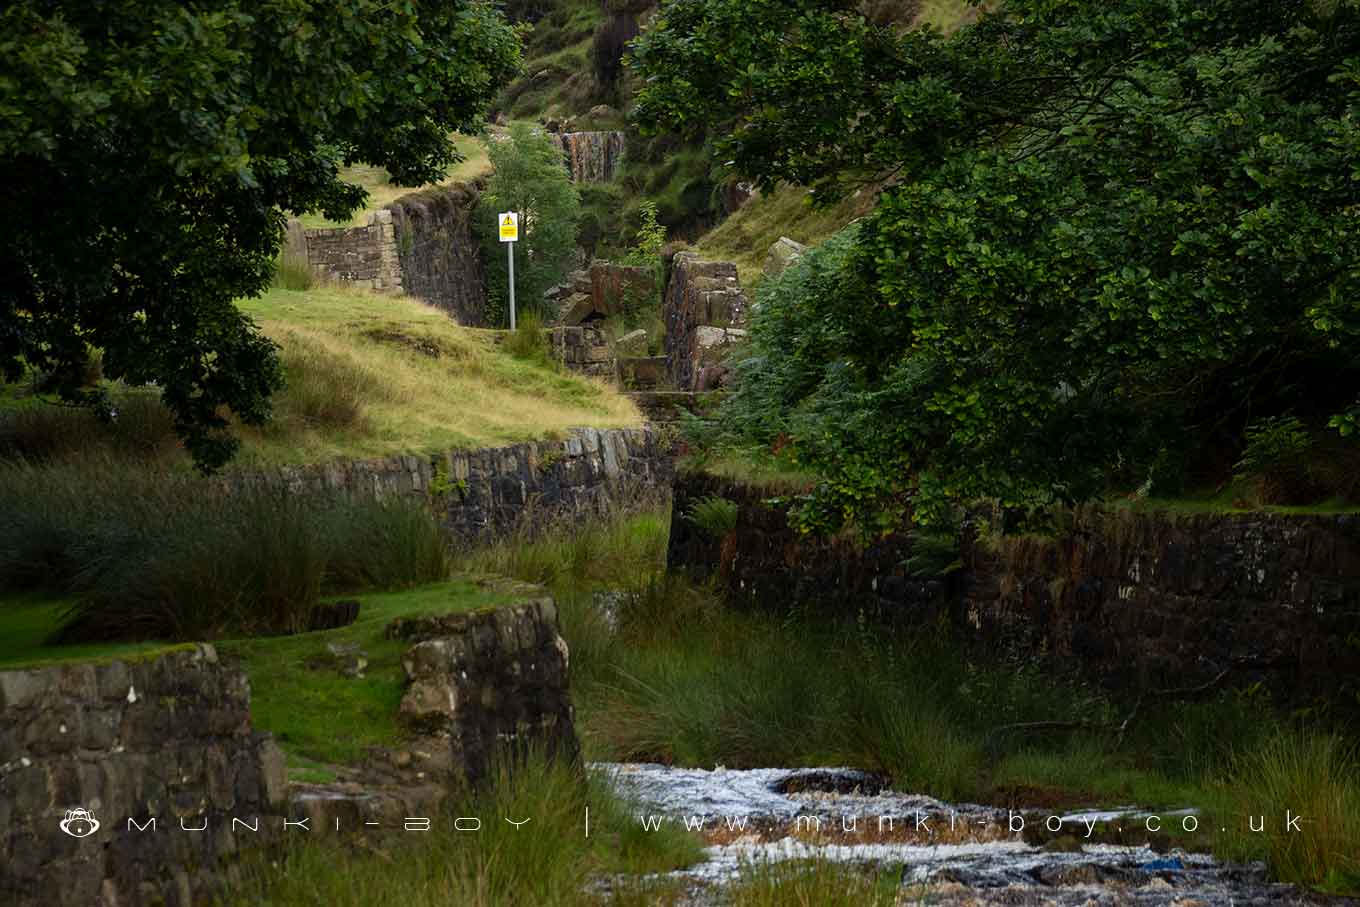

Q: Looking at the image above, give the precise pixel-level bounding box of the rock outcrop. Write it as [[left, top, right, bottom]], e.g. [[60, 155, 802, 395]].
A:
[[763, 236, 807, 278], [551, 131, 625, 182]]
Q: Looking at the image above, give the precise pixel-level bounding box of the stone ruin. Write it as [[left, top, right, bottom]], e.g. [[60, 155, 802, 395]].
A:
[[0, 596, 580, 907], [663, 251, 749, 391], [286, 182, 487, 326]]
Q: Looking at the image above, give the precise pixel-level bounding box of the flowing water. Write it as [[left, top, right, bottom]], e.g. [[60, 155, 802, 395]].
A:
[[593, 763, 1342, 905]]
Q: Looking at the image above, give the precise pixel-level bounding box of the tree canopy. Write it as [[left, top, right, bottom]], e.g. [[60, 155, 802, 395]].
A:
[[633, 0, 1360, 528], [1, 0, 519, 469]]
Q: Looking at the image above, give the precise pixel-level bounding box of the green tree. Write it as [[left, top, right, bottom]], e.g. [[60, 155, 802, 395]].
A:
[[633, 0, 1360, 527], [1, 0, 519, 469], [479, 123, 581, 324]]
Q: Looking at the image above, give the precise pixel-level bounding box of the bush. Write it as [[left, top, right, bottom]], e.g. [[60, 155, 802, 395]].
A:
[[501, 311, 555, 369], [478, 124, 581, 325], [0, 458, 450, 643], [684, 494, 738, 538]]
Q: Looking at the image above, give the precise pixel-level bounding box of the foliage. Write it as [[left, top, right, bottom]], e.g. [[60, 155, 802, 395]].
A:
[[1234, 415, 1316, 501], [684, 494, 739, 538], [1214, 732, 1360, 893], [478, 123, 582, 324], [501, 310, 555, 368], [0, 457, 449, 642], [632, 0, 1360, 527], [622, 200, 668, 266], [232, 749, 700, 906], [0, 0, 519, 470]]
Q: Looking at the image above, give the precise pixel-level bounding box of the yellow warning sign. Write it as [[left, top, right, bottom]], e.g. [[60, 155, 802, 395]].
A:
[[498, 211, 519, 242]]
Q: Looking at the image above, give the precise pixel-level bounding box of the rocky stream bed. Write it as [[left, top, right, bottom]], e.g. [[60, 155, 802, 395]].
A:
[[593, 763, 1350, 906]]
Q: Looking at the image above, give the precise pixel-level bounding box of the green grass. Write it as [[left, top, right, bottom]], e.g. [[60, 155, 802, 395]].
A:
[[293, 135, 490, 229], [219, 581, 514, 767], [728, 861, 900, 907], [0, 286, 641, 467], [235, 286, 639, 466], [691, 183, 875, 288], [230, 747, 703, 907]]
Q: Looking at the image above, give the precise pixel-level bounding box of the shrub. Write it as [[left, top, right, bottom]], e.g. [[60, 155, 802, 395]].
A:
[[1233, 415, 1319, 504], [478, 124, 581, 325], [684, 494, 738, 538], [501, 311, 554, 368]]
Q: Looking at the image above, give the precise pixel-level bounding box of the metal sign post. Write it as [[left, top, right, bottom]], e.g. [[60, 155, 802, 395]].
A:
[[498, 212, 519, 330]]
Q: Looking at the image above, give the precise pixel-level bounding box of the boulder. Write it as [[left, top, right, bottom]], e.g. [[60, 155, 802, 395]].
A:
[[763, 236, 808, 278]]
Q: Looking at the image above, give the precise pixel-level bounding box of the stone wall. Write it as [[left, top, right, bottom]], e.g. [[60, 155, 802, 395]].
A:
[[388, 183, 487, 326], [662, 252, 748, 391], [961, 506, 1360, 699], [0, 646, 288, 907], [304, 209, 403, 291], [296, 182, 487, 325], [668, 471, 1360, 704], [388, 598, 577, 788], [228, 426, 672, 548], [548, 325, 614, 380], [551, 131, 625, 182]]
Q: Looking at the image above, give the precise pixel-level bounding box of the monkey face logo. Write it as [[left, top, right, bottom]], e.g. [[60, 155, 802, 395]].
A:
[[59, 808, 100, 838]]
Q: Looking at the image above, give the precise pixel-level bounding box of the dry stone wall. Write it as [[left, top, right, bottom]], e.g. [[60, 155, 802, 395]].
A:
[[388, 598, 577, 788], [668, 471, 1360, 706], [388, 183, 487, 326], [0, 646, 288, 907], [227, 427, 672, 548], [304, 208, 403, 291]]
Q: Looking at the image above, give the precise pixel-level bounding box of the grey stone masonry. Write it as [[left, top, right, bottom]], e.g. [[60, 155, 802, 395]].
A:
[[304, 208, 403, 291], [0, 646, 288, 907], [387, 598, 578, 788], [663, 252, 749, 391], [223, 426, 673, 548]]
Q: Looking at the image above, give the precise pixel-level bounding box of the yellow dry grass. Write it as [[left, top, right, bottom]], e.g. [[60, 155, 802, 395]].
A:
[[234, 285, 639, 466]]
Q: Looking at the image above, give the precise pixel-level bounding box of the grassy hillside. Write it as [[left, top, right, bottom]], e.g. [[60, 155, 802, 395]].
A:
[[0, 287, 640, 468], [294, 134, 491, 229], [237, 287, 640, 464], [690, 184, 877, 287]]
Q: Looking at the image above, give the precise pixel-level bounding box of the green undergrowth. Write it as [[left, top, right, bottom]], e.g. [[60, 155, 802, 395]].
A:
[[466, 507, 1360, 893], [218, 581, 515, 768], [228, 748, 703, 907], [0, 581, 518, 771]]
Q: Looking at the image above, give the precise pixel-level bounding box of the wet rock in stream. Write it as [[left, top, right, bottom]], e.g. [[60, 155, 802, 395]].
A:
[[592, 763, 1353, 906]]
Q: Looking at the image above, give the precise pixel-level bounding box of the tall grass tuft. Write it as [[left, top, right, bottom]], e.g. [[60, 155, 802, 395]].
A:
[[1216, 732, 1360, 893], [271, 248, 315, 291], [501, 310, 555, 368], [230, 749, 700, 907], [0, 458, 450, 643]]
